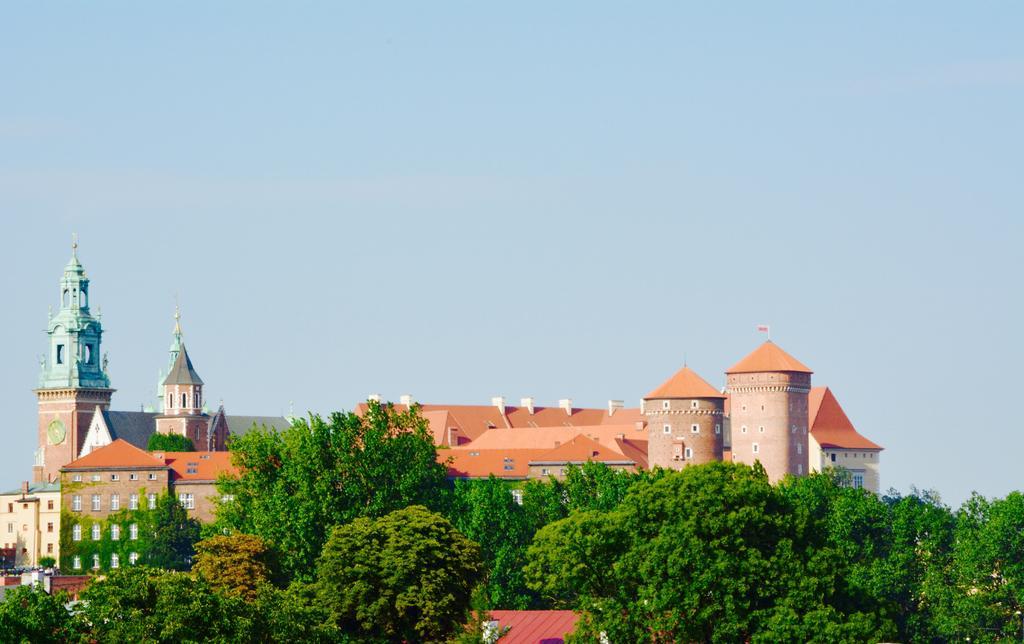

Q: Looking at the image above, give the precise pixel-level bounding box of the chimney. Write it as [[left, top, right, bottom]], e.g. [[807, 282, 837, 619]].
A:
[[520, 397, 535, 415], [491, 396, 506, 415], [399, 394, 413, 406], [559, 398, 573, 416], [367, 393, 381, 403], [21, 481, 29, 496], [608, 400, 624, 416]]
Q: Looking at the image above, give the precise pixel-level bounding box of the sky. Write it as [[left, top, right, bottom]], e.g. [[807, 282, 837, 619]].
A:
[[1, 3, 1021, 506]]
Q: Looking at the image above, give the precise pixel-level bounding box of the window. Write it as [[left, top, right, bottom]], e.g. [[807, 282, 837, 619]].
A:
[[56, 344, 65, 364], [691, 424, 700, 434], [167, 394, 173, 409], [110, 494, 120, 511], [186, 463, 198, 474], [129, 552, 138, 565], [179, 493, 195, 510], [91, 524, 100, 541], [690, 400, 699, 410], [663, 424, 671, 434], [758, 426, 765, 433], [852, 474, 864, 489], [72, 525, 82, 541], [741, 404, 747, 411], [221, 494, 235, 503], [830, 453, 836, 462], [796, 443, 802, 455], [130, 494, 139, 510], [148, 473, 157, 481], [684, 447, 693, 459], [111, 524, 120, 541], [129, 473, 138, 481], [85, 344, 94, 363], [47, 522, 53, 533], [111, 553, 120, 569], [662, 400, 670, 410], [791, 425, 797, 434], [92, 554, 100, 570], [129, 523, 138, 540], [510, 489, 523, 505], [797, 464, 804, 475], [47, 500, 54, 510], [91, 474, 101, 482], [46, 543, 53, 554], [181, 393, 187, 408], [752, 443, 760, 454], [91, 494, 101, 511], [72, 556, 81, 570], [72, 495, 81, 511], [194, 393, 200, 408], [148, 494, 156, 509], [741, 426, 748, 434], [715, 424, 721, 434], [111, 474, 119, 481], [541, 468, 549, 476], [72, 474, 82, 482]]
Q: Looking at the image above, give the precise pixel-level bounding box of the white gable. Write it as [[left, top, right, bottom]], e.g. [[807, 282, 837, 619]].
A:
[[79, 406, 113, 458]]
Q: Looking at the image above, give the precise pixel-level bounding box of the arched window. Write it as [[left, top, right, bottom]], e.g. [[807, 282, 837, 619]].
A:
[[62, 290, 70, 307], [80, 287, 87, 308], [167, 394, 173, 409], [181, 393, 187, 408], [194, 392, 200, 408]]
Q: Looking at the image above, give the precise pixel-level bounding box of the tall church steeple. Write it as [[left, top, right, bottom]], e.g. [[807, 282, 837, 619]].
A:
[[35, 236, 114, 482]]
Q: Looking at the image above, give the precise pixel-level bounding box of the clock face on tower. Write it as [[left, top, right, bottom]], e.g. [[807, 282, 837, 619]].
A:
[[47, 419, 66, 445]]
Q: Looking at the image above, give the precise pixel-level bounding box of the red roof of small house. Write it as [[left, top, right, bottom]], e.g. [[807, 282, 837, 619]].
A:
[[488, 610, 579, 644], [645, 365, 726, 400], [443, 448, 552, 479], [159, 451, 237, 482], [726, 341, 813, 374], [808, 387, 883, 450], [62, 439, 164, 470]]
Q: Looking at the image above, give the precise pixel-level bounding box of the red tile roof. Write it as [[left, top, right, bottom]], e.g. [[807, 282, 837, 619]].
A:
[[444, 448, 551, 479], [529, 434, 626, 464], [488, 610, 579, 644], [159, 451, 237, 482], [458, 424, 646, 451], [808, 387, 883, 450], [726, 341, 813, 374], [62, 439, 164, 470], [645, 365, 725, 399]]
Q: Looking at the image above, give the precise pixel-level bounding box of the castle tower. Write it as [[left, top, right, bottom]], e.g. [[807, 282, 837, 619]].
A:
[[644, 365, 726, 470], [154, 314, 208, 448], [34, 239, 114, 482], [726, 341, 812, 483]]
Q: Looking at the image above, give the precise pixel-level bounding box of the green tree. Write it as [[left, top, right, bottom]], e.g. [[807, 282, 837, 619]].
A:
[[147, 493, 200, 571], [316, 505, 483, 643], [147, 432, 195, 452], [252, 581, 339, 643], [193, 533, 281, 601], [216, 402, 450, 581], [0, 585, 77, 644]]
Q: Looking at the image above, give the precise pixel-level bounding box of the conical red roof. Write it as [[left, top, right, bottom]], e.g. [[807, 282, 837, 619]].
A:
[[726, 341, 812, 374], [645, 366, 725, 400]]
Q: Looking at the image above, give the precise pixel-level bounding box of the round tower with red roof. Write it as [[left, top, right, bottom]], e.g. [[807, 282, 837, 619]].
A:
[[725, 341, 812, 483], [643, 365, 726, 470]]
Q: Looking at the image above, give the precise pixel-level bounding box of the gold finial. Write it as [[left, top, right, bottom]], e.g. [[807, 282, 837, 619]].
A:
[[71, 232, 78, 257], [173, 300, 182, 335]]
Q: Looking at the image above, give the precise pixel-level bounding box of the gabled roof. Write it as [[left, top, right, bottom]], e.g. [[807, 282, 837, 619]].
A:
[[223, 415, 293, 436], [103, 410, 159, 450], [160, 451, 236, 482], [163, 344, 204, 386], [62, 439, 165, 470], [487, 610, 579, 644], [645, 365, 725, 400], [808, 387, 883, 450], [726, 341, 813, 374], [530, 435, 617, 464]]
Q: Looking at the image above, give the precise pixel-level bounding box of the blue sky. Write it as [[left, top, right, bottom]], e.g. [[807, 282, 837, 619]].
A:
[[2, 3, 1021, 505]]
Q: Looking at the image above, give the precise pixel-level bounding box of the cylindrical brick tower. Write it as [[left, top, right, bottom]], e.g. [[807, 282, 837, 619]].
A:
[[644, 366, 726, 470], [726, 341, 812, 483]]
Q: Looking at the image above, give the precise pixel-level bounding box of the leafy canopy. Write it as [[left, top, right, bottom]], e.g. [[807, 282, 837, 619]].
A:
[[147, 432, 195, 452]]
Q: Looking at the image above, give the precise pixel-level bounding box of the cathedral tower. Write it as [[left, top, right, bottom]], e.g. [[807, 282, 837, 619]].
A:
[[644, 365, 726, 470], [726, 341, 812, 483], [34, 239, 114, 482], [154, 312, 208, 448]]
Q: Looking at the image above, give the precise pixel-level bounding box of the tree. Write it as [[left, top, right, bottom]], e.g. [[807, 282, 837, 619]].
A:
[[147, 433, 195, 452], [316, 505, 483, 643], [216, 402, 450, 581], [0, 585, 77, 644], [147, 493, 200, 571], [193, 533, 281, 601], [38, 556, 56, 568]]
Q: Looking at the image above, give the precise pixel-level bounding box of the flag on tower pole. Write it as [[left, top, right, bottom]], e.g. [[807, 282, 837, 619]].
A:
[[757, 324, 770, 340]]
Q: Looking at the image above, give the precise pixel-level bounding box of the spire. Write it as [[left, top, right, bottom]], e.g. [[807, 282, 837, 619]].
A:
[[163, 344, 204, 386], [169, 303, 183, 361]]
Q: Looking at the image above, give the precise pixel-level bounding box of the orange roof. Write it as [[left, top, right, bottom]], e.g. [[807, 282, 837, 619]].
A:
[[645, 365, 725, 399], [456, 424, 646, 452], [808, 387, 883, 450], [62, 439, 164, 470], [726, 341, 813, 374], [443, 448, 552, 479], [488, 610, 579, 643], [160, 452, 237, 482], [529, 435, 625, 464]]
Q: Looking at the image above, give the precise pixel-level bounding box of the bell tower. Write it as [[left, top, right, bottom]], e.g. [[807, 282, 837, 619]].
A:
[[154, 309, 209, 448], [34, 237, 114, 482]]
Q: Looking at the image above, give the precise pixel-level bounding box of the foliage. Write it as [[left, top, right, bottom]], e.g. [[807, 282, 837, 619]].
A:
[[316, 505, 483, 643], [147, 432, 195, 452], [216, 402, 450, 581], [252, 581, 339, 643], [0, 585, 77, 644], [38, 556, 56, 568], [60, 491, 198, 573], [193, 533, 281, 600]]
